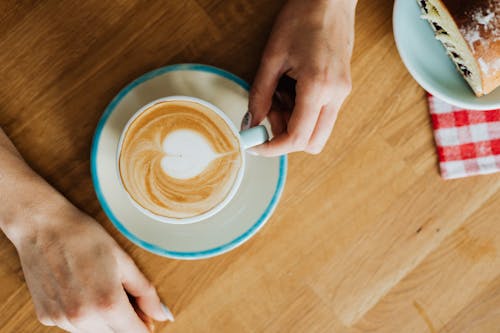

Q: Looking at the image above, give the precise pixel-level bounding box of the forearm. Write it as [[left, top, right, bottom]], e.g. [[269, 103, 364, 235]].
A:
[[0, 128, 69, 244]]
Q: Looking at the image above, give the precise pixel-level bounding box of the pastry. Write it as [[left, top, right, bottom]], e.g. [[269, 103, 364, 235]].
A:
[[417, 0, 500, 96]]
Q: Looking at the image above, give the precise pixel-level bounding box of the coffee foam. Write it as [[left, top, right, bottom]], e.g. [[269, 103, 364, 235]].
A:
[[119, 100, 242, 219], [161, 129, 220, 179]]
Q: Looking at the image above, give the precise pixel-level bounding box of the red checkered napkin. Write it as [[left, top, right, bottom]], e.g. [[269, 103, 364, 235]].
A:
[[428, 94, 500, 179]]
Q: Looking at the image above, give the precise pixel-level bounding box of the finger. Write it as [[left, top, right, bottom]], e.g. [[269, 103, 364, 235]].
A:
[[117, 251, 171, 322], [33, 302, 55, 327], [103, 290, 151, 333], [38, 316, 55, 327], [131, 296, 156, 333], [252, 79, 325, 156], [37, 297, 64, 328], [248, 52, 286, 127], [24, 268, 58, 327], [52, 317, 79, 332], [305, 68, 351, 154], [67, 314, 114, 333], [305, 105, 339, 154]]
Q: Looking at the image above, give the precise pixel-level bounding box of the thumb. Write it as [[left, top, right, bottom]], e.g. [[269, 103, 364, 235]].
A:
[[246, 52, 285, 129], [116, 251, 174, 322]]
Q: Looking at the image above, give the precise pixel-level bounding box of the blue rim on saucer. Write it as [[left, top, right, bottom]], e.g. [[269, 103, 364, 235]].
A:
[[90, 64, 287, 260]]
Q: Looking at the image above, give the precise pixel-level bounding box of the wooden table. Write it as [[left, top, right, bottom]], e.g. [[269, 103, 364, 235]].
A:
[[1, 1, 499, 332]]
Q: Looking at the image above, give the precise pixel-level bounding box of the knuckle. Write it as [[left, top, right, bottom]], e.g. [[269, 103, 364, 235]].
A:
[[37, 314, 54, 326], [289, 133, 309, 150], [142, 280, 156, 295], [304, 75, 334, 100], [95, 292, 120, 313], [307, 75, 328, 92], [65, 303, 87, 322], [338, 76, 352, 96], [49, 313, 65, 326], [310, 75, 352, 101], [309, 70, 332, 86], [249, 85, 265, 101], [307, 67, 324, 81], [306, 144, 324, 155], [262, 47, 283, 65]]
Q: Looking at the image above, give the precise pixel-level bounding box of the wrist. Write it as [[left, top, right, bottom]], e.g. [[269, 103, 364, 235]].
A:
[[324, 0, 358, 15], [0, 174, 71, 247], [329, 0, 357, 6], [0, 129, 80, 248]]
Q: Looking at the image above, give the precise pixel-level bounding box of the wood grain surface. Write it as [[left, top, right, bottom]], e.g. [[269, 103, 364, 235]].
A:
[[1, 1, 499, 332]]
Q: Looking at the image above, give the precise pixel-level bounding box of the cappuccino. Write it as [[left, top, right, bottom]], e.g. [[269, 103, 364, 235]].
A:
[[118, 100, 242, 219]]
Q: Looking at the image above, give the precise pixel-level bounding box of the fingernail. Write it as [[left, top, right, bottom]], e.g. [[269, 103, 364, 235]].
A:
[[162, 303, 175, 322], [241, 111, 252, 130]]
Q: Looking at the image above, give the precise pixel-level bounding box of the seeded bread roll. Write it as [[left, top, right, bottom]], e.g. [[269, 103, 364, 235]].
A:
[[417, 0, 500, 96]]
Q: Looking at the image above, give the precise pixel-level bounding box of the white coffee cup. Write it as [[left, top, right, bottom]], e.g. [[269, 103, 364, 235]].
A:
[[117, 96, 269, 224]]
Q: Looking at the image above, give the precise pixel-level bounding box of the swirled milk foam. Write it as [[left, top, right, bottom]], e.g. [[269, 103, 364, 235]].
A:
[[119, 100, 242, 219]]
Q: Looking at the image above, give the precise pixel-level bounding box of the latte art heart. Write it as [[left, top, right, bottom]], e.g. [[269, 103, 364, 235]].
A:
[[119, 100, 242, 219]]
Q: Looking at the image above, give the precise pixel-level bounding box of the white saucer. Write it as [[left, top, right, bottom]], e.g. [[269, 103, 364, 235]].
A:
[[91, 64, 287, 260], [393, 0, 500, 110]]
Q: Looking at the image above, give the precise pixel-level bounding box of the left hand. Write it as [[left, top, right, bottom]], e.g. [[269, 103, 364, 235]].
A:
[[244, 0, 357, 156]]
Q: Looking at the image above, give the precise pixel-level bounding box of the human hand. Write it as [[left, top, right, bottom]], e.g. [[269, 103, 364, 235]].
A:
[[13, 205, 173, 332], [244, 0, 357, 156]]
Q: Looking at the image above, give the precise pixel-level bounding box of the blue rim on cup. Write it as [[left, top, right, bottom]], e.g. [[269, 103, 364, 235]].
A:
[[90, 64, 287, 259]]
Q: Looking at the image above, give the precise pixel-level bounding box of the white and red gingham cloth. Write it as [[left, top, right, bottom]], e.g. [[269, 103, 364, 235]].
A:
[[428, 94, 500, 179]]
